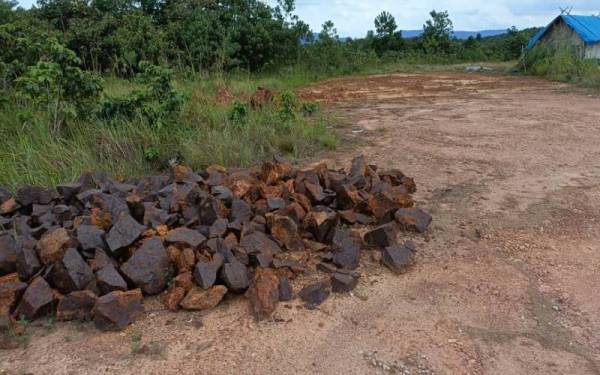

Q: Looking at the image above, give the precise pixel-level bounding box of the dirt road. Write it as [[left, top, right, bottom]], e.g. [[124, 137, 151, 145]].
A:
[[3, 72, 600, 374]]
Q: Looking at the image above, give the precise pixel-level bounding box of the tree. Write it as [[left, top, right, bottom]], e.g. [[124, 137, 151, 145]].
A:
[[422, 10, 454, 54], [374, 11, 396, 37], [505, 26, 527, 60], [372, 10, 403, 56]]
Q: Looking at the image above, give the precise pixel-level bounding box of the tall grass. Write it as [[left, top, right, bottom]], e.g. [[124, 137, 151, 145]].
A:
[[0, 73, 337, 190]]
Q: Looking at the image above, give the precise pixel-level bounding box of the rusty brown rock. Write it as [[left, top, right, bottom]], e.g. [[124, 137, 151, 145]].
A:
[[93, 289, 144, 331], [245, 268, 279, 320], [160, 286, 186, 311], [395, 208, 432, 233], [57, 290, 97, 321], [269, 214, 305, 252], [172, 271, 194, 291], [15, 276, 54, 320], [36, 228, 72, 264], [0, 273, 27, 328], [0, 198, 20, 215], [180, 286, 227, 311], [303, 207, 338, 243]]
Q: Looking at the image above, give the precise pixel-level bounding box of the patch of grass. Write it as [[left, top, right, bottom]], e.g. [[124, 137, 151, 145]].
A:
[[0, 70, 338, 190], [129, 329, 143, 355]]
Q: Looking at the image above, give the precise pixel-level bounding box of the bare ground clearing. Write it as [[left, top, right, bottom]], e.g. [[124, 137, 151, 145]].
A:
[[2, 72, 600, 374]]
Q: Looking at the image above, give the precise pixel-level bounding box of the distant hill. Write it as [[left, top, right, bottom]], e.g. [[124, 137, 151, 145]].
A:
[[401, 29, 508, 39]]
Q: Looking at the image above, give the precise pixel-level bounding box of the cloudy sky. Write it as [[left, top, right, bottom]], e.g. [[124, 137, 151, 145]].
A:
[[263, 0, 599, 37], [15, 0, 600, 37]]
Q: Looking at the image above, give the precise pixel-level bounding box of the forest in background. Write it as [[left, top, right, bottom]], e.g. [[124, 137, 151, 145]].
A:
[[0, 0, 558, 189]]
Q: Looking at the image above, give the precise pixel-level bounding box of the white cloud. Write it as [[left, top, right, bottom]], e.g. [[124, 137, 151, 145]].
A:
[[265, 0, 600, 37]]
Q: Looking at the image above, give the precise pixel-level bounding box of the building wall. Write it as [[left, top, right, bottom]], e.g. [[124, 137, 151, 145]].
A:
[[585, 43, 600, 59], [539, 19, 587, 57]]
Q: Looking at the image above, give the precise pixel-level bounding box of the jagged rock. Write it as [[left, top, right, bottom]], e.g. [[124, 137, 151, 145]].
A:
[[76, 225, 106, 251], [0, 273, 27, 328], [15, 277, 54, 320], [121, 237, 171, 295], [48, 248, 95, 294], [240, 231, 281, 257], [278, 277, 293, 301], [160, 286, 186, 311], [180, 285, 227, 311], [269, 214, 305, 252], [266, 197, 286, 211], [143, 203, 169, 228], [36, 228, 72, 265], [16, 245, 41, 281], [364, 222, 397, 248], [194, 254, 224, 289], [220, 259, 249, 293], [198, 196, 221, 225], [395, 208, 432, 233], [0, 234, 18, 276], [212, 186, 233, 203], [245, 267, 279, 320], [106, 214, 145, 253], [298, 282, 330, 309], [165, 227, 206, 248], [96, 264, 128, 295], [56, 183, 81, 201], [0, 198, 20, 215], [209, 218, 229, 238], [0, 188, 12, 204], [303, 206, 338, 243], [16, 186, 54, 206], [93, 289, 144, 331], [57, 290, 97, 321], [381, 244, 412, 274], [330, 272, 358, 293], [332, 230, 361, 270], [230, 198, 253, 223]]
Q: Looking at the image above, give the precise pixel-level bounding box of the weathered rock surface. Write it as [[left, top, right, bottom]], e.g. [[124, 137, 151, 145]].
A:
[[245, 267, 279, 320], [180, 286, 227, 311], [106, 214, 145, 253], [331, 272, 359, 293], [96, 264, 128, 295], [194, 254, 224, 289], [93, 289, 144, 331], [364, 222, 397, 248], [395, 208, 432, 233], [15, 277, 54, 320], [57, 290, 97, 321], [120, 237, 171, 295], [381, 244, 412, 274], [37, 228, 72, 265], [220, 259, 250, 293], [299, 282, 330, 309]]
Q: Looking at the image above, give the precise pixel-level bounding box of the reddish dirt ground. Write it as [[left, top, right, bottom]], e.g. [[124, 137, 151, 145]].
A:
[[2, 72, 600, 374]]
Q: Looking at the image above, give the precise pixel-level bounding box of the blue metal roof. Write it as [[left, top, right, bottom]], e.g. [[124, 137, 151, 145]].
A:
[[528, 15, 600, 49]]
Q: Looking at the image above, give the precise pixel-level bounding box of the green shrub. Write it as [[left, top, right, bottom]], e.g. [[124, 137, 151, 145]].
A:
[[100, 62, 186, 128], [16, 39, 103, 135]]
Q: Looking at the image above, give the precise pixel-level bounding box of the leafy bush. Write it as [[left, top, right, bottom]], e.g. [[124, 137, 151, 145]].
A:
[[279, 91, 297, 122], [100, 62, 186, 128], [228, 100, 249, 125], [16, 39, 103, 134], [301, 101, 319, 117]]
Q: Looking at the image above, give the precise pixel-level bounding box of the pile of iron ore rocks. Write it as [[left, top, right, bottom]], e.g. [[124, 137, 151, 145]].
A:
[[0, 155, 431, 335]]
